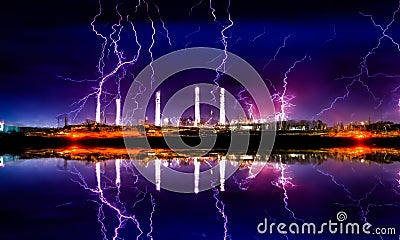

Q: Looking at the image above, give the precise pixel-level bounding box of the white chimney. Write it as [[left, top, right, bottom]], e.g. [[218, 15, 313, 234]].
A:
[[219, 88, 225, 125], [155, 159, 161, 191], [195, 87, 200, 127], [115, 98, 121, 126], [155, 91, 161, 126], [194, 158, 200, 194], [115, 159, 121, 186]]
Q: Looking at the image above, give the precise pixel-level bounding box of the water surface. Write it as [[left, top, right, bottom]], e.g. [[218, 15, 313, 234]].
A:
[[0, 148, 399, 240]]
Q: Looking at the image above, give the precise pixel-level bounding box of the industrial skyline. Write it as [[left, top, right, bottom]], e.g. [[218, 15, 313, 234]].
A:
[[151, 86, 228, 127], [1, 1, 400, 127]]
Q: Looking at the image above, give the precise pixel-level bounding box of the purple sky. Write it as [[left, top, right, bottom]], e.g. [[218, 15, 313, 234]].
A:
[[1, 0, 400, 126]]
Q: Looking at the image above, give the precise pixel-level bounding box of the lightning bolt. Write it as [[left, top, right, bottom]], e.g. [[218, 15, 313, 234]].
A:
[[271, 161, 304, 222], [141, 0, 172, 90], [123, 73, 146, 125], [316, 1, 400, 117], [358, 176, 400, 240], [235, 88, 255, 121], [232, 161, 257, 191], [397, 98, 400, 112], [189, 0, 203, 16], [263, 33, 294, 72], [362, 202, 400, 227], [91, 0, 109, 123], [313, 164, 399, 227], [59, 0, 175, 124], [184, 26, 201, 48], [272, 55, 309, 126], [321, 25, 336, 47], [207, 0, 234, 103], [396, 170, 400, 196], [147, 194, 156, 240], [66, 160, 160, 240], [249, 26, 266, 44], [99, 162, 142, 240], [153, 3, 172, 48], [313, 164, 352, 197], [144, 0, 157, 91], [91, 0, 107, 76], [212, 187, 230, 240], [260, 33, 311, 124]]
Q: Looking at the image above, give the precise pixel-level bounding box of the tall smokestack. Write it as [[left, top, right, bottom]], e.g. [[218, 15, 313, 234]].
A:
[[96, 99, 101, 123], [194, 87, 200, 127], [155, 91, 161, 126], [115, 98, 121, 126], [155, 159, 161, 191], [115, 159, 121, 186], [219, 156, 226, 192], [96, 162, 101, 190], [219, 88, 225, 125], [194, 158, 200, 194]]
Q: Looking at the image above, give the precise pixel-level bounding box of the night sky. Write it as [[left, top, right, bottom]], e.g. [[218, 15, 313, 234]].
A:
[[1, 0, 400, 126]]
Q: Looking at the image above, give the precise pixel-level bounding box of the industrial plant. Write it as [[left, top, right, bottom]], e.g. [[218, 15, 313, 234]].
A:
[[3, 86, 400, 140]]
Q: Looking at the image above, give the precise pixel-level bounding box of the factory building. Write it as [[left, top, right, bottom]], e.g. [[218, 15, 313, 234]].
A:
[[0, 121, 19, 133], [154, 87, 227, 127]]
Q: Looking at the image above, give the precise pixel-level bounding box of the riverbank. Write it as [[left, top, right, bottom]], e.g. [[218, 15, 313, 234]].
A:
[[1, 132, 400, 153]]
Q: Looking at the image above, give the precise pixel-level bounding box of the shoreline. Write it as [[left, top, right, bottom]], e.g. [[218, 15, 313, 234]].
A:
[[1, 133, 400, 152]]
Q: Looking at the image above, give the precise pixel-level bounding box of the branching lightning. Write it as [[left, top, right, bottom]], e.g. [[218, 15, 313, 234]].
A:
[[147, 194, 156, 240], [236, 88, 254, 120], [313, 164, 400, 228], [208, 0, 234, 103], [66, 161, 158, 240], [212, 187, 230, 240], [272, 55, 309, 126], [59, 0, 174, 124], [397, 170, 400, 196], [232, 162, 257, 191], [316, 1, 400, 117], [123, 72, 146, 125], [263, 33, 294, 72], [260, 33, 311, 124], [271, 161, 304, 222], [153, 3, 172, 48], [383, 166, 400, 200]]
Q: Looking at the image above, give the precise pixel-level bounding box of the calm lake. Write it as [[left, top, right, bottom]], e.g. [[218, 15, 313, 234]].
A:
[[0, 147, 399, 240]]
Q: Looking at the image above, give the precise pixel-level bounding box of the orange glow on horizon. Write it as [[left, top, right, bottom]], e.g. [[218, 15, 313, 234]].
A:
[[327, 145, 382, 156], [328, 130, 372, 139], [352, 131, 371, 139]]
